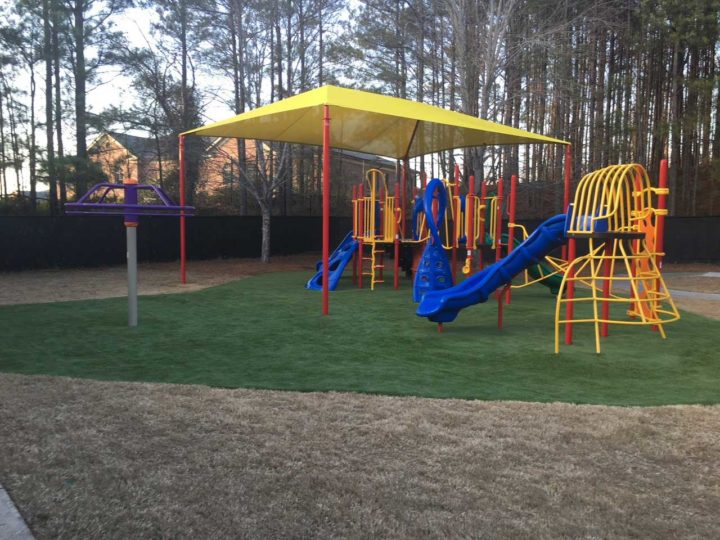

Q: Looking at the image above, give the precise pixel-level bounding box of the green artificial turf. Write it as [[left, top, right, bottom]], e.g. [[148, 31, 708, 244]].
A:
[[1, 270, 719, 405]]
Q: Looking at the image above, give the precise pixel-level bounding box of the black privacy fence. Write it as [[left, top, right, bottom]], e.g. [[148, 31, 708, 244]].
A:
[[0, 215, 717, 271], [0, 215, 353, 271]]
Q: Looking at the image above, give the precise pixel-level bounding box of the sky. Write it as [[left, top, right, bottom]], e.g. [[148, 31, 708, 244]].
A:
[[8, 2, 458, 193], [9, 6, 239, 192]]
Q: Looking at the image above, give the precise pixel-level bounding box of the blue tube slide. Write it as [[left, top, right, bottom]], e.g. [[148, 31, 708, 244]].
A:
[[305, 231, 359, 291], [416, 214, 567, 323]]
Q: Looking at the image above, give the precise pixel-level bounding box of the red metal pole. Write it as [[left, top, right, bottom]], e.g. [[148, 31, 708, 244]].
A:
[[421, 171, 427, 190], [179, 134, 187, 284], [495, 178, 504, 264], [451, 163, 460, 283], [495, 178, 505, 329], [358, 183, 364, 289], [402, 158, 409, 239], [322, 105, 331, 315], [352, 184, 358, 285], [497, 285, 507, 330], [601, 242, 611, 337], [479, 180, 487, 270], [394, 182, 400, 289], [506, 175, 518, 303], [656, 159, 668, 272], [565, 238, 577, 345], [562, 145, 572, 261], [652, 159, 669, 331], [466, 175, 475, 275]]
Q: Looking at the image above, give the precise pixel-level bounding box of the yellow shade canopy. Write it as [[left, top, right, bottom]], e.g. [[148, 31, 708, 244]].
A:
[[183, 85, 567, 159]]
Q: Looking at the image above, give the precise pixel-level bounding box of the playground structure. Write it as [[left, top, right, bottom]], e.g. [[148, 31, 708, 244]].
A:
[[65, 178, 194, 326], [556, 161, 680, 353], [179, 85, 679, 352], [344, 162, 568, 323], [414, 160, 679, 352], [180, 85, 567, 315]]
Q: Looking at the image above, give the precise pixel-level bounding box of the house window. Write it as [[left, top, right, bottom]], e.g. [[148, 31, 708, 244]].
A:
[[114, 170, 124, 183], [222, 163, 235, 185]]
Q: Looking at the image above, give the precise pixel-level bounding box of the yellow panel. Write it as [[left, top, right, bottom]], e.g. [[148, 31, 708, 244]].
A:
[[183, 85, 568, 158]]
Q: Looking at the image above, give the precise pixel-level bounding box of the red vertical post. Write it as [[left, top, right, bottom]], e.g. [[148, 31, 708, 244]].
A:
[[358, 184, 364, 289], [495, 178, 505, 329], [562, 145, 572, 261], [601, 242, 611, 337], [394, 182, 400, 289], [352, 184, 358, 285], [179, 135, 187, 284], [402, 158, 409, 239], [506, 175, 518, 304], [421, 171, 427, 190], [653, 159, 669, 331], [564, 238, 577, 345], [451, 163, 460, 282], [497, 285, 507, 330], [466, 175, 475, 275], [656, 159, 668, 272], [479, 180, 487, 270], [495, 178, 504, 264], [322, 105, 331, 315]]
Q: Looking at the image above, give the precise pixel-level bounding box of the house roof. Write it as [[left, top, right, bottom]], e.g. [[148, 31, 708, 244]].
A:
[[89, 131, 173, 160], [334, 149, 395, 167], [205, 137, 396, 167], [183, 85, 567, 159]]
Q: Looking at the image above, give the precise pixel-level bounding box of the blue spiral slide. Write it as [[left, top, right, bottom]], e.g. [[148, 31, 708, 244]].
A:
[[305, 231, 359, 291], [416, 213, 568, 323]]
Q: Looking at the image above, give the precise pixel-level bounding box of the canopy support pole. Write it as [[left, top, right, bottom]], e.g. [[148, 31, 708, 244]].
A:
[[562, 144, 572, 261], [322, 105, 331, 315], [401, 158, 408, 238], [179, 134, 187, 284]]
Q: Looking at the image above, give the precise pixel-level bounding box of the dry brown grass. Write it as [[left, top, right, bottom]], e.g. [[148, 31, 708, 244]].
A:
[[1, 373, 718, 539]]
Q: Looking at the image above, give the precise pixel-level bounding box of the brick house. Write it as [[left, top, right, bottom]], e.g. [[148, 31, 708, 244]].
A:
[[88, 131, 175, 185], [199, 137, 400, 197], [89, 131, 401, 213]]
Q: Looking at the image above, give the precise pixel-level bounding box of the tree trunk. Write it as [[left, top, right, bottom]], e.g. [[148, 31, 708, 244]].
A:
[[43, 0, 57, 214], [29, 58, 37, 211], [53, 1, 66, 206], [73, 0, 87, 161], [260, 202, 271, 262], [0, 92, 7, 200]]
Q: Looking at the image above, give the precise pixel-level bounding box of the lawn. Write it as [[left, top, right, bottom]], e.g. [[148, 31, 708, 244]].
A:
[[1, 270, 718, 406]]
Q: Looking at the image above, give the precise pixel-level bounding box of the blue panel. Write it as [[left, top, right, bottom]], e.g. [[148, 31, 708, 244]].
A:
[[412, 179, 454, 302]]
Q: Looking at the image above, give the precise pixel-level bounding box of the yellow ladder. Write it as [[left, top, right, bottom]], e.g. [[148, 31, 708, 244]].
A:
[[361, 242, 385, 290]]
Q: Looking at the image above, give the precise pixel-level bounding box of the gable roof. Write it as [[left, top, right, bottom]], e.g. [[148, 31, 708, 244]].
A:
[[89, 131, 174, 160]]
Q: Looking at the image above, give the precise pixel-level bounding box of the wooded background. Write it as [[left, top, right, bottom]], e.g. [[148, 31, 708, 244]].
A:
[[1, 0, 719, 217]]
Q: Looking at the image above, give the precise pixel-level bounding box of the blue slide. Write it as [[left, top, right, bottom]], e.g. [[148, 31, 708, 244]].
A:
[[306, 231, 359, 291], [416, 214, 568, 323]]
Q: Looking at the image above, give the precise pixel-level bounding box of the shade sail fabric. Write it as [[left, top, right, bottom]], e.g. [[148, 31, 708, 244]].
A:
[[182, 86, 567, 159]]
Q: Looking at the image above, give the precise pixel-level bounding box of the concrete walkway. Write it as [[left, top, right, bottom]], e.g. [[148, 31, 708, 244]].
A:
[[666, 289, 720, 300], [0, 485, 34, 539]]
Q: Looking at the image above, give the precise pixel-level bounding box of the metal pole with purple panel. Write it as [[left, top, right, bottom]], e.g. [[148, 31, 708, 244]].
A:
[[66, 178, 195, 327]]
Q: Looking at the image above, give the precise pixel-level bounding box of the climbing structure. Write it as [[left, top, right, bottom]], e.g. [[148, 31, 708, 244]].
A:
[[353, 169, 401, 290], [555, 161, 680, 353]]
